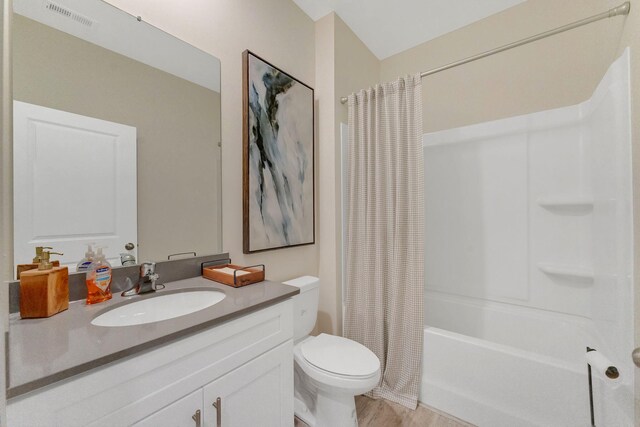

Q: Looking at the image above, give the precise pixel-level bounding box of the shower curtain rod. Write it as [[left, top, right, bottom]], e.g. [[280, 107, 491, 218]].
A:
[[339, 2, 630, 104]]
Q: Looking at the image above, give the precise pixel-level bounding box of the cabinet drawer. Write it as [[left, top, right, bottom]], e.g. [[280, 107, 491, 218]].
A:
[[134, 390, 202, 427]]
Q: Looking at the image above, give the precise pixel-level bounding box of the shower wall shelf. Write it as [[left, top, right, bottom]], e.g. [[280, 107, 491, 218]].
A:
[[537, 196, 594, 211], [537, 263, 594, 281]]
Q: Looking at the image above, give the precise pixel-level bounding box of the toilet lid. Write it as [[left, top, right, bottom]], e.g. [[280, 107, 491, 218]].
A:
[[301, 334, 380, 377]]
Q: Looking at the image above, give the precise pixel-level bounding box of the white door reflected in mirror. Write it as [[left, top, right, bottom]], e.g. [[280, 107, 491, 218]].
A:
[[13, 101, 137, 274]]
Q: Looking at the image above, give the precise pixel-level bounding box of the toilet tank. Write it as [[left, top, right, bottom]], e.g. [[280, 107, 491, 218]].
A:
[[283, 276, 319, 341]]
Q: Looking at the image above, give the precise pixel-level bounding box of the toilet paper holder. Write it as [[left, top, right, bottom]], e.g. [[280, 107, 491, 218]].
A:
[[632, 347, 640, 368], [586, 347, 619, 427], [587, 347, 619, 379]]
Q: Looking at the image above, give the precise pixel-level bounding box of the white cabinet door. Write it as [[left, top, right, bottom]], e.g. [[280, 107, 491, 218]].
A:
[[134, 389, 203, 427], [203, 341, 293, 427], [13, 101, 137, 273]]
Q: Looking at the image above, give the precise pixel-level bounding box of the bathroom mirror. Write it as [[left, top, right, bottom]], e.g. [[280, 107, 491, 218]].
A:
[[11, 0, 222, 274]]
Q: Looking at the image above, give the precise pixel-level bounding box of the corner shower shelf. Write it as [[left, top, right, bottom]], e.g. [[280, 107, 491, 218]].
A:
[[537, 263, 594, 281], [537, 196, 594, 211]]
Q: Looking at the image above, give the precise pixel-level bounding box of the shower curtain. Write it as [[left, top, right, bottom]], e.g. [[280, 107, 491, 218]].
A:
[[344, 74, 424, 409]]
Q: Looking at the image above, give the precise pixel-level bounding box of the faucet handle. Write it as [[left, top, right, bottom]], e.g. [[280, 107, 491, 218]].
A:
[[139, 262, 156, 276]]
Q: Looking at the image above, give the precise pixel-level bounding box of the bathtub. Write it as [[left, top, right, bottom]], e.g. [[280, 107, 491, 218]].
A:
[[418, 50, 634, 426], [420, 291, 633, 427]]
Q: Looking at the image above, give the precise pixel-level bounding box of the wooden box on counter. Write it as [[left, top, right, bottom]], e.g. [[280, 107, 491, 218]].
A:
[[202, 263, 265, 288], [19, 266, 69, 318]]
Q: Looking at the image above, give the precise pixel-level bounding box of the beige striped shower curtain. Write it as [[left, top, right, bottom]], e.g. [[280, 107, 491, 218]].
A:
[[344, 73, 424, 409]]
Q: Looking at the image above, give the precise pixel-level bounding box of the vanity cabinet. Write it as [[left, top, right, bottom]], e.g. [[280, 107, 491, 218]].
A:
[[134, 342, 292, 427], [7, 300, 294, 427]]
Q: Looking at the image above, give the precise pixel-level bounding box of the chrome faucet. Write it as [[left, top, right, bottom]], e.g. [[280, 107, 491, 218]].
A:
[[121, 262, 159, 296]]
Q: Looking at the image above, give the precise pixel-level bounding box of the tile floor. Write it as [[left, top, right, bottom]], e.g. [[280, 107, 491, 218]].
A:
[[294, 395, 475, 427]]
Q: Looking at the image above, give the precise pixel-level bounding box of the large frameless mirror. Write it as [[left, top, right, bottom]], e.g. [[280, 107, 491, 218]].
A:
[[11, 0, 222, 276]]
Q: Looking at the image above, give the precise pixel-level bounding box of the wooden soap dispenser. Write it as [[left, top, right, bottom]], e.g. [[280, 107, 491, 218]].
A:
[[16, 246, 60, 279], [19, 248, 69, 318]]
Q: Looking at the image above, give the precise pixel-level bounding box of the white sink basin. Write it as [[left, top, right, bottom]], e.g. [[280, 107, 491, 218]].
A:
[[91, 290, 226, 327]]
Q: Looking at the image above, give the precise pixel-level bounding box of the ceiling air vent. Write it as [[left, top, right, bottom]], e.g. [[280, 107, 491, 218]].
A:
[[44, 1, 94, 27]]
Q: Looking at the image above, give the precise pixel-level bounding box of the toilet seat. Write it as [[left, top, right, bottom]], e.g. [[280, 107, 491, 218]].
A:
[[300, 333, 379, 378]]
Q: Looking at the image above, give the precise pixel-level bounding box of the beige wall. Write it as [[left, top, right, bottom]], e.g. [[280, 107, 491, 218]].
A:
[[381, 0, 630, 133], [12, 15, 222, 262], [334, 15, 381, 127], [104, 0, 640, 413], [380, 0, 640, 414], [314, 13, 380, 334], [0, 0, 11, 423], [103, 0, 318, 282], [0, 0, 317, 416], [315, 13, 337, 334], [5, 0, 638, 413]]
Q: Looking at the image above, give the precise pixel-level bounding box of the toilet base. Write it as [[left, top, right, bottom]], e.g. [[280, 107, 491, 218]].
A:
[[294, 396, 316, 426], [317, 391, 358, 427], [294, 393, 358, 427], [294, 360, 360, 427], [293, 335, 379, 427]]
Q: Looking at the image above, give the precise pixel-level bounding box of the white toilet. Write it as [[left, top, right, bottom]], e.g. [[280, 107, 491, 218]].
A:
[[284, 276, 380, 427]]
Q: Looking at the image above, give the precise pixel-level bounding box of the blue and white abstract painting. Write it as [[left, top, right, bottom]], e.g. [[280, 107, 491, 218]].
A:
[[244, 52, 314, 252]]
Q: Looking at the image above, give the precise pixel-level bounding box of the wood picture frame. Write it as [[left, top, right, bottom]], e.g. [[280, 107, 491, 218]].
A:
[[242, 50, 315, 253]]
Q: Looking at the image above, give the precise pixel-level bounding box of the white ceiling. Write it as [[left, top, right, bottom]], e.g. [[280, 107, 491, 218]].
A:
[[292, 0, 526, 59]]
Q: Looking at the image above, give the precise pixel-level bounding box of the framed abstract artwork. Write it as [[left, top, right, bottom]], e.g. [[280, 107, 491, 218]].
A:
[[242, 50, 315, 253]]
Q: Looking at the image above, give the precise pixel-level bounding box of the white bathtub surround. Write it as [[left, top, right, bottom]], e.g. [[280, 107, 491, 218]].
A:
[[344, 73, 424, 409], [422, 49, 633, 426]]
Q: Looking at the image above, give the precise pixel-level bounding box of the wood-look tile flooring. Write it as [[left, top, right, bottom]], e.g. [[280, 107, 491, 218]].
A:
[[294, 395, 475, 427]]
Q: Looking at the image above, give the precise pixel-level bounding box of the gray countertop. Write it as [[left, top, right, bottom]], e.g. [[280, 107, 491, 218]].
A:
[[8, 277, 299, 398]]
